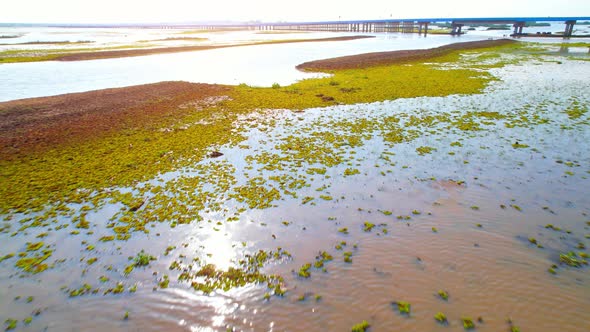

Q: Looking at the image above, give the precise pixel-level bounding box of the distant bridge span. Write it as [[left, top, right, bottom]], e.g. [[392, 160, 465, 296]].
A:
[[191, 17, 590, 37]]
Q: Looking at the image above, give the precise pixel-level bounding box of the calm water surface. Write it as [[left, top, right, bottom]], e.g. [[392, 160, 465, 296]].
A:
[[1, 24, 589, 102]]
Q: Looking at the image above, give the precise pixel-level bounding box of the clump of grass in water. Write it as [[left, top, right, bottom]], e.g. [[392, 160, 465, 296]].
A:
[[560, 252, 588, 267], [435, 312, 448, 324], [124, 250, 156, 275], [363, 222, 375, 232], [298, 263, 312, 278], [343, 251, 353, 263], [393, 301, 411, 315], [437, 290, 449, 301], [351, 320, 370, 332], [416, 146, 436, 155], [462, 317, 475, 330]]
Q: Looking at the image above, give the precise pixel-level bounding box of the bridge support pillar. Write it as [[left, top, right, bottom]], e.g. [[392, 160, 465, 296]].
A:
[[418, 22, 429, 36], [512, 22, 525, 36], [451, 22, 463, 35], [564, 20, 576, 37]]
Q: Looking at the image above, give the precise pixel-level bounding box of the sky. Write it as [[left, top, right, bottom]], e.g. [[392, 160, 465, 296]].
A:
[[1, 0, 589, 24]]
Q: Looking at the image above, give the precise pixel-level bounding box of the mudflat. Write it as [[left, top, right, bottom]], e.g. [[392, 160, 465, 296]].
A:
[[297, 39, 516, 71], [0, 82, 230, 159]]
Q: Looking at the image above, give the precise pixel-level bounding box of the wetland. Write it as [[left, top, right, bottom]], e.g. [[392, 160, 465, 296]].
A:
[[0, 27, 589, 331]]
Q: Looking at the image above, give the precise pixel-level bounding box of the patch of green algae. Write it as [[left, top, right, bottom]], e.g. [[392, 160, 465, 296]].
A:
[[3, 41, 588, 301], [0, 44, 503, 216]]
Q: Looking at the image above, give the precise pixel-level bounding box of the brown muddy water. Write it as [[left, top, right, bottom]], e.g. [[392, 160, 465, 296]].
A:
[[1, 55, 590, 331]]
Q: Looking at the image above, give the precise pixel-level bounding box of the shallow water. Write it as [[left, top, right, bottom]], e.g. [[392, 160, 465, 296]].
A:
[[1, 49, 589, 331], [0, 31, 487, 102], [2, 24, 589, 102]]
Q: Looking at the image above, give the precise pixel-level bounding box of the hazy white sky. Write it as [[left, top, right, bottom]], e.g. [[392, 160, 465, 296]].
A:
[[2, 0, 589, 24]]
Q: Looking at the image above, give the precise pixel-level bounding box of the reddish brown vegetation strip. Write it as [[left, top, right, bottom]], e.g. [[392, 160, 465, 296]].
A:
[[0, 81, 230, 159], [56, 35, 374, 61], [296, 39, 516, 71]]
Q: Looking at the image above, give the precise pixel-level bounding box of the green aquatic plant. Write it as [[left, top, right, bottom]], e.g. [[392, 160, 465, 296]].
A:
[[416, 146, 436, 155], [0, 253, 15, 262], [363, 222, 375, 232], [512, 142, 529, 149], [69, 283, 93, 297], [338, 227, 349, 234], [435, 312, 448, 323], [26, 242, 44, 251], [344, 168, 360, 176], [437, 290, 449, 301], [301, 196, 314, 204], [133, 250, 156, 267], [99, 235, 115, 242], [544, 224, 561, 231], [159, 275, 170, 288], [15, 249, 53, 274], [4, 319, 17, 331], [560, 252, 587, 267], [462, 317, 475, 330], [164, 246, 176, 255], [298, 263, 312, 278], [343, 252, 353, 263], [393, 301, 411, 315], [351, 320, 370, 332], [124, 250, 156, 275]]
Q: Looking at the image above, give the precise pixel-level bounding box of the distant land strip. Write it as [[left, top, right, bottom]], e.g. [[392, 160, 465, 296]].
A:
[[296, 39, 516, 71], [55, 35, 374, 61]]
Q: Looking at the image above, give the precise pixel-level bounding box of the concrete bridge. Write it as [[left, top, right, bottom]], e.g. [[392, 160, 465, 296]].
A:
[[188, 17, 590, 38]]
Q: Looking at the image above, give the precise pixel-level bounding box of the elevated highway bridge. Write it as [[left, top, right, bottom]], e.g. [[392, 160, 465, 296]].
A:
[[187, 17, 590, 37]]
